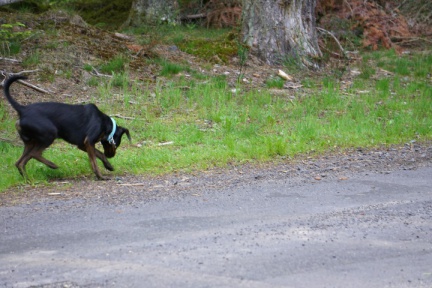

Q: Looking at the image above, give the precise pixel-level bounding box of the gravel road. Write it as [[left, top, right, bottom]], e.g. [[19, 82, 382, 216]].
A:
[[0, 143, 431, 287]]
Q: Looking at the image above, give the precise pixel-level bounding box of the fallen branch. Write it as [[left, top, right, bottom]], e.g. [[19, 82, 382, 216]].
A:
[[395, 0, 408, 10], [113, 32, 134, 41], [319, 43, 345, 59], [0, 70, 52, 94], [391, 36, 432, 44], [0, 69, 40, 82], [378, 68, 394, 75], [181, 13, 207, 20], [112, 114, 137, 120], [343, 0, 354, 17], [0, 57, 21, 63], [317, 27, 347, 58], [277, 69, 293, 81], [18, 78, 53, 94], [11, 69, 39, 75], [91, 67, 112, 78], [284, 82, 303, 89], [158, 141, 174, 146]]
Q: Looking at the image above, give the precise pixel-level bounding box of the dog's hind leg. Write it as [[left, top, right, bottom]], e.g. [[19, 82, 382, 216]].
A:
[[18, 120, 59, 168], [16, 140, 58, 177], [15, 141, 34, 177], [31, 145, 59, 169]]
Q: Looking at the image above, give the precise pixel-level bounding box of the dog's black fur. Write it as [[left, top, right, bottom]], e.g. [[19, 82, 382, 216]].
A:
[[3, 75, 131, 179]]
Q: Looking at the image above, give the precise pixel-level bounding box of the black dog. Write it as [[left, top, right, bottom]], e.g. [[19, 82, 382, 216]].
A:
[[3, 75, 131, 179]]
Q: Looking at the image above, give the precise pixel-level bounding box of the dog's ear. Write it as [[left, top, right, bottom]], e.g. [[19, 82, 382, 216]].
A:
[[122, 128, 131, 142]]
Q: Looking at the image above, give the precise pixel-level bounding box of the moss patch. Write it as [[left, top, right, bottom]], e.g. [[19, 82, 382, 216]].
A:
[[73, 0, 132, 30], [176, 34, 239, 64]]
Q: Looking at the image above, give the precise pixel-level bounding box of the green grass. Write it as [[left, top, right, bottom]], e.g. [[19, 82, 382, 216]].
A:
[[99, 54, 129, 74], [22, 50, 40, 67], [265, 77, 285, 89], [125, 25, 231, 47], [158, 60, 190, 77], [1, 49, 431, 191]]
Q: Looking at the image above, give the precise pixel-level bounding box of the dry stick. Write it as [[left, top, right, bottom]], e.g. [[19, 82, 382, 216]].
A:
[[112, 114, 137, 120], [0, 69, 44, 92], [3, 69, 53, 94], [181, 13, 207, 20], [0, 69, 40, 76], [317, 27, 347, 58], [395, 0, 408, 10], [17, 79, 53, 94], [92, 67, 112, 78], [319, 43, 344, 58], [392, 36, 432, 44], [0, 57, 21, 63], [343, 0, 354, 17], [112, 114, 147, 122], [15, 70, 40, 75], [413, 2, 429, 22]]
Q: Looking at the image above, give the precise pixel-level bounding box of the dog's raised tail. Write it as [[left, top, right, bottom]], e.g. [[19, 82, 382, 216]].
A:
[[3, 75, 27, 112]]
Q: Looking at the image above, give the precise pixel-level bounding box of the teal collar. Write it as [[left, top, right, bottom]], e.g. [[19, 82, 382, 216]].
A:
[[107, 117, 117, 146]]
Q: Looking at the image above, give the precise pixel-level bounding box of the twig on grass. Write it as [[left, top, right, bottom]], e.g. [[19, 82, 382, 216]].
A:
[[91, 67, 112, 78], [112, 114, 137, 120], [317, 27, 347, 58], [0, 70, 52, 94], [17, 78, 53, 94], [0, 57, 21, 63]]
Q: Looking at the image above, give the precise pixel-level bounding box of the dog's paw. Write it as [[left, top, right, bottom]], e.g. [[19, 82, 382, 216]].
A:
[[102, 161, 114, 171], [96, 175, 110, 181], [104, 165, 114, 171]]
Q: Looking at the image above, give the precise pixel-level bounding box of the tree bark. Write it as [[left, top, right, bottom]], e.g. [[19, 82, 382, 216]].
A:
[[0, 0, 23, 6], [241, 0, 322, 68], [122, 0, 179, 27]]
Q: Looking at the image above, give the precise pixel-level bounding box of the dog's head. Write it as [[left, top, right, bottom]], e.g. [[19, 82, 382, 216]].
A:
[[101, 126, 131, 158]]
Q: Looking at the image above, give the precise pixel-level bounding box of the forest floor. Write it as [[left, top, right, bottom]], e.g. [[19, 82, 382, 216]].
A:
[[1, 9, 372, 109]]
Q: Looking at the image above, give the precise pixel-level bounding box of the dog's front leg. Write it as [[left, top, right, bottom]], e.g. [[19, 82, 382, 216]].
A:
[[78, 146, 114, 171], [83, 139, 106, 180], [94, 149, 114, 171]]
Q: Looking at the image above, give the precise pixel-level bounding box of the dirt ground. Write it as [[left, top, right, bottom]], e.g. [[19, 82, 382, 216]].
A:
[[1, 11, 282, 105], [1, 141, 431, 207]]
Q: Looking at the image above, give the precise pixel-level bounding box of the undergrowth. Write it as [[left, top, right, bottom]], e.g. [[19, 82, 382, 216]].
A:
[[1, 49, 431, 191]]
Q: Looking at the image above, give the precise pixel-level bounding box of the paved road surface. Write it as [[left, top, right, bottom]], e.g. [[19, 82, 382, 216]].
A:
[[1, 167, 431, 287]]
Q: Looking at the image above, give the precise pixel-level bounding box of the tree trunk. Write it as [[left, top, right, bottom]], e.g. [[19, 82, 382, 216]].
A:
[[123, 0, 179, 27], [0, 0, 23, 6], [241, 0, 322, 68]]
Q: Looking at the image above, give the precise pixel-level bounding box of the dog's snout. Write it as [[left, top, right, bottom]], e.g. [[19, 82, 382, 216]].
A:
[[104, 146, 116, 158]]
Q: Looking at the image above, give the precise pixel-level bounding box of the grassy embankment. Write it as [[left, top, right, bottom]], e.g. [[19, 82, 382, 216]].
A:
[[0, 23, 431, 191]]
